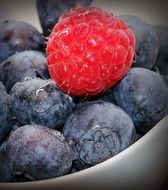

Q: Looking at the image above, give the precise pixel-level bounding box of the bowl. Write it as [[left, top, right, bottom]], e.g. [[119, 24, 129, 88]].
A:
[[0, 115, 168, 190], [0, 0, 168, 189]]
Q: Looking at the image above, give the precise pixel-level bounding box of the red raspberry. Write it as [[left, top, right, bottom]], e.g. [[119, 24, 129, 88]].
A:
[[46, 6, 135, 96]]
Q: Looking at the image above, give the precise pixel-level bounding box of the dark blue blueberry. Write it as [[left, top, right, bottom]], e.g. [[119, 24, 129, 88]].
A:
[[0, 20, 45, 63], [0, 50, 49, 93], [6, 124, 74, 180], [69, 167, 78, 174], [72, 88, 115, 104], [0, 150, 14, 182], [113, 68, 168, 134], [36, 0, 93, 37], [0, 123, 21, 155], [0, 82, 12, 144], [10, 78, 75, 130], [63, 101, 135, 170], [0, 42, 13, 64], [135, 133, 143, 141], [97, 88, 115, 103], [153, 26, 168, 75], [118, 15, 158, 69]]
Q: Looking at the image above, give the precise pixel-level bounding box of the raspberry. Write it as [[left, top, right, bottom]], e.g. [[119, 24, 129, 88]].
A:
[[46, 6, 135, 96]]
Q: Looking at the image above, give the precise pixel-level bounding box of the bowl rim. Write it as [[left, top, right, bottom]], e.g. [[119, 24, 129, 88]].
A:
[[0, 115, 168, 190]]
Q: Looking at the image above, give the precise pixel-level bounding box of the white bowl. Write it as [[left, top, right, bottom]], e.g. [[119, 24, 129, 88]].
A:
[[0, 115, 168, 190]]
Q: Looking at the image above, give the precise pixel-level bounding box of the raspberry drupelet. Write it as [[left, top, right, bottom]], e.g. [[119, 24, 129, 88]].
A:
[[46, 6, 136, 96]]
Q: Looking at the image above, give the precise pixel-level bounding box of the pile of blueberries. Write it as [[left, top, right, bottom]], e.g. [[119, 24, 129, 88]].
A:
[[0, 0, 168, 182]]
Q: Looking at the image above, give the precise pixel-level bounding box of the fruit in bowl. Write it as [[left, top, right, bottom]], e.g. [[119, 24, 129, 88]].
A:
[[0, 0, 168, 188], [46, 5, 136, 96]]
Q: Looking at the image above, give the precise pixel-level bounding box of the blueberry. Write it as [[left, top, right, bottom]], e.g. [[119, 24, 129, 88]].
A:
[[0, 123, 21, 153], [72, 88, 115, 104], [6, 124, 74, 180], [63, 101, 135, 170], [69, 167, 78, 174], [113, 68, 168, 134], [0, 50, 49, 93], [98, 88, 115, 103], [10, 78, 75, 129], [135, 133, 143, 141], [0, 150, 14, 182], [0, 20, 45, 63], [153, 26, 168, 75], [0, 42, 13, 63], [0, 82, 12, 144], [118, 15, 158, 69], [36, 0, 93, 37]]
